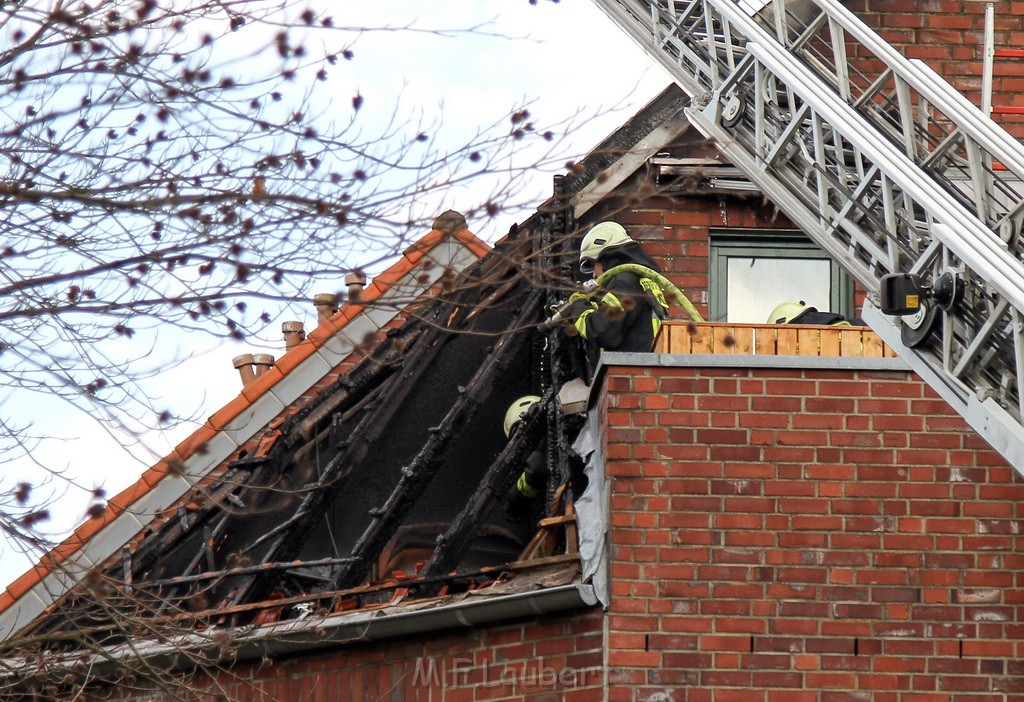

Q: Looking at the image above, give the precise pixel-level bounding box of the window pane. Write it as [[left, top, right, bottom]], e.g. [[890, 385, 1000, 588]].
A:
[[726, 256, 832, 323]]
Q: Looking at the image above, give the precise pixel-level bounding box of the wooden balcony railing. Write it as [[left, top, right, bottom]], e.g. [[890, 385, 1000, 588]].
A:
[[654, 321, 898, 358]]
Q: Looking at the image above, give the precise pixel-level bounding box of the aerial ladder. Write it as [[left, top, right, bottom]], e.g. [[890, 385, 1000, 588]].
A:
[[591, 0, 1024, 476]]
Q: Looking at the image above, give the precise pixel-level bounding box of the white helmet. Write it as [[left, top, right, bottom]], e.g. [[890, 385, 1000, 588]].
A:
[[766, 300, 808, 324], [579, 222, 633, 274], [503, 395, 541, 438]]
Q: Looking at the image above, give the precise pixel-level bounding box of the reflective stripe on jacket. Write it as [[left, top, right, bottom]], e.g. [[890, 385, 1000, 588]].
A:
[[574, 271, 668, 352]]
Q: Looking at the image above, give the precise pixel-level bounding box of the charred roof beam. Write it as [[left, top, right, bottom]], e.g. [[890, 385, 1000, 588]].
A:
[[331, 290, 545, 590], [223, 256, 535, 607], [418, 389, 552, 582]]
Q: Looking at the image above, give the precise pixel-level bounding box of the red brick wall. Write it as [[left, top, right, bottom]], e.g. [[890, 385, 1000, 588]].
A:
[[602, 364, 1024, 701], [108, 609, 604, 701], [850, 0, 1024, 138]]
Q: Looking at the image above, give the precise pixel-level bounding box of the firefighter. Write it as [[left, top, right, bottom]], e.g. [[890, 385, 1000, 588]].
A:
[[766, 300, 853, 326], [563, 221, 670, 356], [502, 395, 549, 515]]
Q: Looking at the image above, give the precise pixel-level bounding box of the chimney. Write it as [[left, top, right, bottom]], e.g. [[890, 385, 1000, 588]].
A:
[[233, 354, 256, 387], [282, 320, 305, 350], [252, 354, 275, 377], [344, 272, 367, 301], [313, 293, 338, 324]]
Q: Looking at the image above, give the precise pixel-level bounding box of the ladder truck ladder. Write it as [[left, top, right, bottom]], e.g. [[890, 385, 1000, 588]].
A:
[[592, 0, 1024, 475]]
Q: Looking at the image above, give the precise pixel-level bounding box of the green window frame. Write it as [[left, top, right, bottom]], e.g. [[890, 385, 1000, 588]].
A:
[[709, 229, 854, 323]]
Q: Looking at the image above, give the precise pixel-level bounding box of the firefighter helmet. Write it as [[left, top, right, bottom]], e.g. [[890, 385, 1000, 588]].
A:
[[579, 222, 634, 274], [766, 300, 809, 324], [503, 395, 541, 438]]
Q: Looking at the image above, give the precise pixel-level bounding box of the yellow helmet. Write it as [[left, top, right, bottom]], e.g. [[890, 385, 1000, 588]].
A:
[[579, 222, 633, 274], [766, 300, 808, 324], [503, 395, 541, 438]]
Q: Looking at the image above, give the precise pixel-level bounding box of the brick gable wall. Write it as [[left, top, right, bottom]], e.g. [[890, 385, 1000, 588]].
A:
[[603, 364, 1024, 701]]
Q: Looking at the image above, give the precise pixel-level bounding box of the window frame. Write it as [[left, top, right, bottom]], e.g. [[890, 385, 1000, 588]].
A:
[[709, 229, 854, 323]]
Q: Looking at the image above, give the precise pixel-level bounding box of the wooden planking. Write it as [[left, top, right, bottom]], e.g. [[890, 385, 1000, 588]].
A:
[[732, 326, 753, 354], [655, 322, 896, 359], [691, 324, 713, 354], [754, 327, 777, 356], [840, 328, 863, 357], [797, 328, 820, 356], [819, 328, 842, 357], [863, 331, 884, 358], [713, 326, 737, 354], [776, 327, 799, 355]]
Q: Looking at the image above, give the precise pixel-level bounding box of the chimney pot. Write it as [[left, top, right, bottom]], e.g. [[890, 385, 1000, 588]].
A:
[[232, 353, 256, 387], [282, 320, 305, 350], [252, 353, 275, 377], [313, 293, 338, 323], [344, 272, 367, 300]]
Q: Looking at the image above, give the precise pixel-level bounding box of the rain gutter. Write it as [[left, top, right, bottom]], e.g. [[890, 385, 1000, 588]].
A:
[[4, 583, 598, 679]]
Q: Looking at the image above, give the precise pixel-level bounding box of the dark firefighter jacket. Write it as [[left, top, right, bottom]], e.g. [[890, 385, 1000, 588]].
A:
[[506, 448, 548, 516], [568, 245, 669, 354]]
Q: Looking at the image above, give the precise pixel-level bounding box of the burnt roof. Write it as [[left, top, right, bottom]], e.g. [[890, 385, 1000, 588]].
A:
[[0, 83, 697, 668]]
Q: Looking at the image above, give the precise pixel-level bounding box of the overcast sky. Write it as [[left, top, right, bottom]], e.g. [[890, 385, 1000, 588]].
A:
[[0, 1, 672, 588]]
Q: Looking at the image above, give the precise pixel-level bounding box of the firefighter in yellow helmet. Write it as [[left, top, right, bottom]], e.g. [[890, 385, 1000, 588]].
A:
[[766, 300, 852, 326], [565, 222, 670, 357], [502, 396, 549, 515]]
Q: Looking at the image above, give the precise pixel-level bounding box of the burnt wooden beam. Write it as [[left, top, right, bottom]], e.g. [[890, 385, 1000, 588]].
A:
[[331, 290, 544, 590], [544, 175, 576, 501], [137, 556, 357, 589], [223, 271, 516, 606], [418, 389, 552, 581], [123, 466, 264, 591], [222, 340, 446, 607]]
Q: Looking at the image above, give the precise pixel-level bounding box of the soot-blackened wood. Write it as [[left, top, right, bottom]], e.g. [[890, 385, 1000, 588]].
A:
[[139, 556, 358, 589], [331, 290, 544, 590], [224, 334, 450, 608], [545, 175, 577, 502], [227, 269, 522, 607], [418, 389, 552, 582]]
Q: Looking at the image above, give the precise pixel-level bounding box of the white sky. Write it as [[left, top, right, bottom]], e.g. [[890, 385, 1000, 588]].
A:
[[0, 1, 671, 588]]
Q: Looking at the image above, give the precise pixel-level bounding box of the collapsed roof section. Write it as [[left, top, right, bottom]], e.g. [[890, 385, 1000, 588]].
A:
[[0, 84, 701, 665], [0, 225, 490, 638], [1, 199, 592, 652]]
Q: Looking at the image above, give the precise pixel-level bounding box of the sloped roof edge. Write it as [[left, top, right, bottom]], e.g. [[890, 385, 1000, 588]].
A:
[[0, 228, 490, 641], [568, 84, 691, 217]]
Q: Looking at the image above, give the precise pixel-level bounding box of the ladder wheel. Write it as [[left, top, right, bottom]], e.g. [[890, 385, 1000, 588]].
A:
[[900, 302, 941, 348], [721, 94, 746, 128]]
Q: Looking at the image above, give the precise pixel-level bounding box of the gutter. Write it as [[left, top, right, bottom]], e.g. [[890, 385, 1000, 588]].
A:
[[238, 582, 599, 660], [4, 584, 598, 680]]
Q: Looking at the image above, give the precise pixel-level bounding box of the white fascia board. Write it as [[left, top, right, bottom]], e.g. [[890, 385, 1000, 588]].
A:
[[123, 475, 198, 520], [570, 116, 693, 219], [222, 392, 287, 446], [0, 591, 48, 642]]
